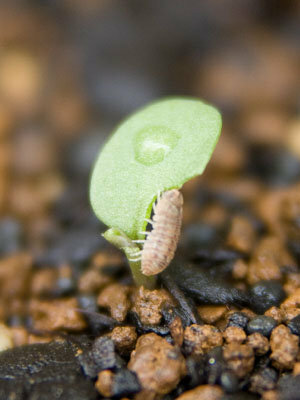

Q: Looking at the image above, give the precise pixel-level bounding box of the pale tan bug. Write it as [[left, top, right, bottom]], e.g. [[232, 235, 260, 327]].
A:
[[130, 189, 183, 276]]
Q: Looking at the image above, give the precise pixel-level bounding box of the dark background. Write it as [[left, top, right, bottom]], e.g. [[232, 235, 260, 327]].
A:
[[0, 0, 299, 255]]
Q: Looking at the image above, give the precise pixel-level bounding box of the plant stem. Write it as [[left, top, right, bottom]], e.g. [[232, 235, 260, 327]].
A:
[[129, 259, 156, 289], [103, 228, 156, 289]]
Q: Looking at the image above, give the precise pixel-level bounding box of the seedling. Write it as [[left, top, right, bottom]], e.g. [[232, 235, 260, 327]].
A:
[[90, 97, 222, 288]]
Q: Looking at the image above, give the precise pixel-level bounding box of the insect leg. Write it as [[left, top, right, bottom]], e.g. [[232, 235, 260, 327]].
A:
[[128, 257, 142, 262], [144, 218, 153, 225], [132, 239, 146, 244]]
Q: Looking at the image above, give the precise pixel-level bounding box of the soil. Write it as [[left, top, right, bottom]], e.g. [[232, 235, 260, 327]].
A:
[[0, 1, 300, 399]]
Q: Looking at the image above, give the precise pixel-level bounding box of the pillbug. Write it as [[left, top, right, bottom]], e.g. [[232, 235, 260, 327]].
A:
[[130, 189, 183, 276]]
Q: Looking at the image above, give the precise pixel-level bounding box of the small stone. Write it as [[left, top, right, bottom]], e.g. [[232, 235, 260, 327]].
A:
[[227, 312, 249, 329], [282, 307, 300, 322], [226, 216, 256, 254], [10, 326, 29, 347], [175, 384, 223, 400], [0, 252, 32, 318], [110, 326, 137, 354], [132, 286, 174, 325], [31, 268, 58, 296], [247, 333, 269, 356], [169, 316, 184, 346], [128, 333, 186, 395], [28, 334, 56, 344], [284, 273, 300, 296], [247, 236, 293, 284], [184, 324, 223, 356], [97, 283, 131, 322], [277, 374, 300, 400], [112, 368, 141, 397], [250, 367, 278, 394], [223, 326, 246, 344], [78, 267, 112, 293], [95, 370, 114, 398], [78, 251, 121, 293], [220, 371, 239, 393], [281, 288, 300, 310], [262, 390, 279, 400], [240, 308, 257, 320], [79, 336, 120, 378], [247, 316, 277, 337], [223, 343, 254, 378], [0, 323, 13, 351], [270, 324, 299, 370], [264, 307, 284, 324], [232, 259, 248, 280], [249, 280, 286, 314], [287, 314, 300, 336], [29, 297, 87, 331], [293, 362, 300, 376], [197, 305, 227, 324]]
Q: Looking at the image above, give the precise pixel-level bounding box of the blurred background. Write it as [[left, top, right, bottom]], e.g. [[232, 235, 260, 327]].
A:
[[0, 0, 299, 263]]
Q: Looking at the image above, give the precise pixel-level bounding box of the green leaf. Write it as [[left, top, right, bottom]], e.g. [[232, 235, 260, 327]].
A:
[[90, 97, 222, 239]]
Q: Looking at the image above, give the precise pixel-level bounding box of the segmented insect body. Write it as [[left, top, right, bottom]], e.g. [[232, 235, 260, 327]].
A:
[[140, 189, 183, 276]]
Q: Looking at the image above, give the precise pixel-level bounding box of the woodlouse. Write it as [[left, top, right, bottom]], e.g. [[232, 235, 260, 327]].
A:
[[130, 189, 183, 276]]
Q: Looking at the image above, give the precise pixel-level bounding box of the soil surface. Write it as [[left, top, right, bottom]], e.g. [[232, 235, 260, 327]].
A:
[[0, 1, 300, 399]]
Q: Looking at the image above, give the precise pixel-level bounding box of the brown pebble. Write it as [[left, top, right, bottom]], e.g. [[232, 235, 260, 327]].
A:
[[169, 316, 184, 347], [200, 204, 228, 227], [28, 334, 57, 344], [175, 384, 223, 400], [240, 308, 256, 320], [262, 390, 279, 400], [264, 307, 284, 324], [223, 343, 254, 378], [10, 326, 29, 347], [0, 252, 32, 319], [247, 333, 270, 356], [29, 297, 87, 331], [128, 333, 186, 395], [284, 273, 300, 296], [133, 389, 156, 400], [95, 370, 114, 398], [78, 267, 112, 293], [226, 215, 256, 254], [293, 362, 300, 376], [78, 251, 122, 293], [223, 326, 246, 344], [280, 192, 300, 242], [31, 268, 58, 296], [281, 288, 300, 310], [132, 286, 174, 325], [282, 307, 300, 322], [0, 322, 13, 351], [247, 236, 294, 284], [232, 259, 248, 280], [197, 305, 228, 324], [0, 51, 43, 114], [184, 324, 223, 356], [110, 326, 137, 354], [270, 324, 299, 370], [97, 283, 131, 322], [250, 369, 276, 394]]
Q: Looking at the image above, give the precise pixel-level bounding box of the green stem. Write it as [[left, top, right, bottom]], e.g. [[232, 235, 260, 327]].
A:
[[103, 228, 156, 289]]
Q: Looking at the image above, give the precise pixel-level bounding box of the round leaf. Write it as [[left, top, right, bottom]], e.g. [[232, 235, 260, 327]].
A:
[[90, 97, 222, 238]]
